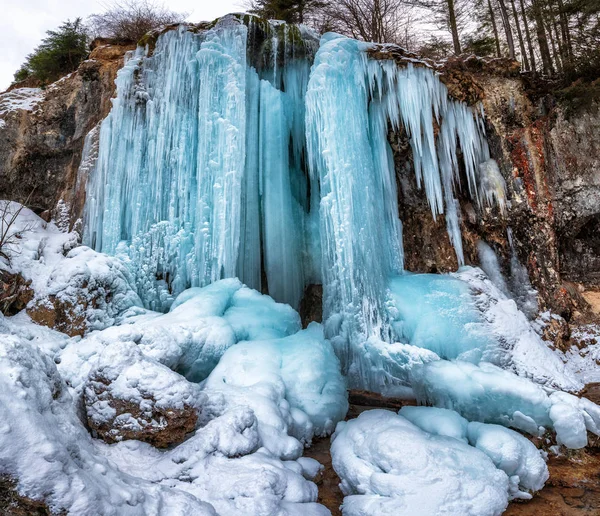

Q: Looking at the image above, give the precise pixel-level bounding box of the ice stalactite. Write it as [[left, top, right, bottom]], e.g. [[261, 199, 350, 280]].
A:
[[84, 17, 319, 311], [305, 34, 502, 390]]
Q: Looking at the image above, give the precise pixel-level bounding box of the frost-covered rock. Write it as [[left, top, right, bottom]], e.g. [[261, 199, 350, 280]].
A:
[[331, 409, 510, 515], [400, 406, 548, 499], [411, 360, 600, 447], [84, 342, 203, 447], [0, 201, 142, 336], [0, 335, 216, 515], [204, 323, 348, 459]]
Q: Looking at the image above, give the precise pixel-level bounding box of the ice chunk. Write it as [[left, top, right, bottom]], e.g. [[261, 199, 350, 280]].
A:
[[467, 421, 548, 498], [412, 359, 600, 448], [412, 360, 552, 434], [204, 323, 348, 459], [399, 406, 469, 442], [549, 391, 600, 449], [330, 409, 509, 515]]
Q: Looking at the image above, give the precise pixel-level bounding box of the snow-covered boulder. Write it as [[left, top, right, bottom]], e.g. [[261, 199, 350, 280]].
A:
[[330, 409, 510, 515], [0, 201, 142, 336], [84, 342, 203, 447], [204, 323, 348, 459]]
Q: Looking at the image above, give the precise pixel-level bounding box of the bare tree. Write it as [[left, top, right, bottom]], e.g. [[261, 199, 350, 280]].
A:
[[87, 0, 187, 43], [0, 196, 35, 264], [323, 0, 417, 45]]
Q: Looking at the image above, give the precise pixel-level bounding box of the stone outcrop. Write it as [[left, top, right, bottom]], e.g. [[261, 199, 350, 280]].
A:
[[0, 40, 135, 226], [84, 342, 201, 448], [0, 269, 33, 315], [0, 477, 56, 516]]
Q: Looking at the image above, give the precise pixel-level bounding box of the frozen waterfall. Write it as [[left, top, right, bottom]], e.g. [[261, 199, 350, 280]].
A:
[[83, 15, 506, 392]]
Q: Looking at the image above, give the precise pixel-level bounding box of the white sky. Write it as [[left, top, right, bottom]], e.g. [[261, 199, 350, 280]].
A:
[[1, 0, 242, 91]]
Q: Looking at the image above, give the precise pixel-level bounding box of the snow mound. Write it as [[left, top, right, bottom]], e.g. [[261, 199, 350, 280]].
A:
[[412, 360, 600, 448], [331, 409, 509, 516], [59, 278, 301, 391], [204, 322, 348, 459], [400, 406, 548, 499], [0, 335, 216, 515]]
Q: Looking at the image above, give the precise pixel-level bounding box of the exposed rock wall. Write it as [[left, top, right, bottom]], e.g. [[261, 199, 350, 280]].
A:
[[0, 40, 135, 225], [392, 57, 600, 318]]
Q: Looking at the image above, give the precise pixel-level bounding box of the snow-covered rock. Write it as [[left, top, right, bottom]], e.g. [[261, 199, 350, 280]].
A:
[[204, 322, 348, 459], [331, 409, 510, 515], [0, 201, 142, 335], [84, 342, 203, 447]]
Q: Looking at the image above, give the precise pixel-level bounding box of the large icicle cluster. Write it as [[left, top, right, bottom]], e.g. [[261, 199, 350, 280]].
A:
[[305, 34, 503, 390], [84, 16, 319, 311]]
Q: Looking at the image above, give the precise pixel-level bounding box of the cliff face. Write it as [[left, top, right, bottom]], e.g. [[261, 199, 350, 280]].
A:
[[392, 57, 600, 318], [0, 37, 598, 320], [0, 40, 135, 223]]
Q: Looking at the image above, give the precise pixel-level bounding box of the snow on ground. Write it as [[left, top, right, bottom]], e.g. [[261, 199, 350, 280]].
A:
[[400, 406, 548, 499], [0, 87, 44, 117], [0, 205, 345, 513], [1, 303, 341, 514]]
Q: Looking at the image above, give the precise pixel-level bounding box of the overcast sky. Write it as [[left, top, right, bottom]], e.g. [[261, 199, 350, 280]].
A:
[[0, 0, 242, 91]]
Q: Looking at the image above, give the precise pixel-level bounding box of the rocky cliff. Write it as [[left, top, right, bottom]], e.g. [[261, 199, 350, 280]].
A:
[[0, 40, 135, 223]]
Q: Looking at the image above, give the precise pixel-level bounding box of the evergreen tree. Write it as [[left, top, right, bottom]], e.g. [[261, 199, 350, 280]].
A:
[[14, 19, 88, 85]]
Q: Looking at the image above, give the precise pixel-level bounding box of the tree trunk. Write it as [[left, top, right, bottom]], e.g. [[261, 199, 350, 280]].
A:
[[531, 0, 554, 74], [555, 0, 573, 59], [497, 0, 516, 59], [447, 0, 462, 54], [519, 0, 537, 72], [510, 0, 530, 69], [488, 0, 502, 57]]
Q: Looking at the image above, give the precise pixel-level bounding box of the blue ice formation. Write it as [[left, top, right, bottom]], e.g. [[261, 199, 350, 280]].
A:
[[83, 15, 508, 391]]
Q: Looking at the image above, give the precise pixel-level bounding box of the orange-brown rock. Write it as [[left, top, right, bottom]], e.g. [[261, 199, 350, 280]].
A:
[[83, 343, 201, 448], [0, 269, 33, 315]]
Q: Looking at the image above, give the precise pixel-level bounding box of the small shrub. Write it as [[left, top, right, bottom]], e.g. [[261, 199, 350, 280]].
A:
[[87, 0, 187, 44]]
